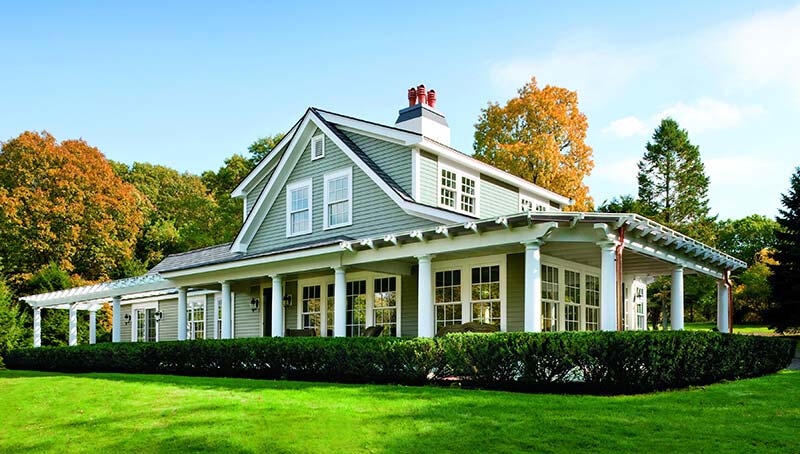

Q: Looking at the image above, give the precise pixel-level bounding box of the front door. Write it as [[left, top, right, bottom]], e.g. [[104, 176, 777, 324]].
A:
[[263, 287, 272, 337]]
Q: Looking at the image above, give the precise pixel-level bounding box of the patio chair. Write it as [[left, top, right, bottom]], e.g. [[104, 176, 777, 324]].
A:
[[363, 325, 384, 337]]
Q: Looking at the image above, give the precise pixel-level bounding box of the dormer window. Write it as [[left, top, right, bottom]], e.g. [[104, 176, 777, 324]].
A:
[[439, 166, 477, 216], [520, 196, 548, 213], [311, 135, 325, 160]]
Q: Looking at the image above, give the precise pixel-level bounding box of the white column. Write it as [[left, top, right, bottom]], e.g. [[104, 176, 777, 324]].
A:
[[599, 243, 617, 331], [89, 310, 96, 345], [333, 267, 347, 337], [221, 281, 232, 339], [177, 287, 187, 341], [33, 307, 42, 348], [271, 275, 284, 337], [524, 241, 543, 332], [671, 267, 684, 330], [68, 304, 78, 346], [717, 280, 730, 333], [112, 296, 122, 343], [417, 255, 434, 338]]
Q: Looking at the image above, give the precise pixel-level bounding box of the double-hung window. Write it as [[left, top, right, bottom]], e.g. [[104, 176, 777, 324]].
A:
[[470, 265, 501, 326], [346, 280, 367, 337], [435, 269, 462, 330], [564, 270, 581, 331], [301, 285, 322, 335], [541, 265, 560, 332], [323, 168, 352, 229], [187, 297, 205, 340], [286, 178, 312, 237], [439, 166, 477, 216], [585, 275, 600, 331], [373, 277, 398, 336]]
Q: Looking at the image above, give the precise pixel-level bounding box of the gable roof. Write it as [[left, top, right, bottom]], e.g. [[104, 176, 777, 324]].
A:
[[229, 108, 470, 253], [230, 117, 302, 198]]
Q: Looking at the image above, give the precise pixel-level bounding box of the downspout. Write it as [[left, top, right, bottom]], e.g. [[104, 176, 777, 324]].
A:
[[616, 227, 625, 331], [724, 269, 733, 333]]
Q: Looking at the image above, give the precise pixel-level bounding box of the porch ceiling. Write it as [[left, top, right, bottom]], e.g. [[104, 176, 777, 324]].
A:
[[542, 242, 688, 277]]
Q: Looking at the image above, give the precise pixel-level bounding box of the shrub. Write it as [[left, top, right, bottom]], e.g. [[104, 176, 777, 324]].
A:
[[4, 332, 794, 394]]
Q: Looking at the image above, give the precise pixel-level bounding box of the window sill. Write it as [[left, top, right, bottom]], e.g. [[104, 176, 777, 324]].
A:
[[286, 230, 313, 238], [323, 221, 353, 231]]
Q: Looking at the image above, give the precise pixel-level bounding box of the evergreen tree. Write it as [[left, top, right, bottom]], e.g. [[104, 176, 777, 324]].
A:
[[637, 118, 714, 240], [767, 166, 800, 332]]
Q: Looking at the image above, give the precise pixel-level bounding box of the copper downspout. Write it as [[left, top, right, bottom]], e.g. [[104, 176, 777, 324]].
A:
[[616, 227, 625, 331], [724, 269, 733, 333]]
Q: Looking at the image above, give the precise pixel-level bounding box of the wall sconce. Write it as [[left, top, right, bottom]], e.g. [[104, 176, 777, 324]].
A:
[[123, 313, 131, 325], [282, 294, 292, 307], [154, 311, 163, 322], [250, 298, 260, 312]]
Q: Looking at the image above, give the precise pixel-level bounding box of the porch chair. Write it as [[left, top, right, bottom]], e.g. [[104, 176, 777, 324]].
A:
[[362, 325, 384, 337]]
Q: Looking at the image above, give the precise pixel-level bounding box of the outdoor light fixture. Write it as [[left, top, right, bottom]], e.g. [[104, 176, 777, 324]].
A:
[[123, 313, 131, 325], [154, 311, 163, 322], [250, 297, 259, 312], [282, 294, 292, 307]]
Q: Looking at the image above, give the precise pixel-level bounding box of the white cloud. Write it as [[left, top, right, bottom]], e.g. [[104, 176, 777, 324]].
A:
[[707, 4, 800, 103], [603, 97, 765, 138]]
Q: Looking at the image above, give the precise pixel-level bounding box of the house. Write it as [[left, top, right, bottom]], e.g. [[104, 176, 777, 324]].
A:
[[21, 85, 746, 346]]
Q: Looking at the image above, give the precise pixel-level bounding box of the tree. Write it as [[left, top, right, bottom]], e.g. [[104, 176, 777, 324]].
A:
[[247, 133, 285, 167], [735, 249, 775, 323], [596, 194, 651, 215], [474, 77, 594, 210], [637, 119, 714, 240], [767, 166, 800, 332], [0, 132, 144, 287], [716, 215, 779, 266], [0, 276, 29, 355]]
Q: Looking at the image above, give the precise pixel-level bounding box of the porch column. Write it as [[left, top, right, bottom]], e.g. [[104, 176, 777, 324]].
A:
[[717, 279, 730, 333], [671, 267, 684, 330], [68, 304, 78, 346], [89, 310, 96, 345], [417, 255, 434, 338], [177, 287, 188, 341], [333, 267, 347, 337], [271, 275, 284, 337], [221, 281, 232, 339], [599, 242, 617, 331], [112, 296, 122, 343], [33, 307, 41, 348], [523, 241, 543, 332]]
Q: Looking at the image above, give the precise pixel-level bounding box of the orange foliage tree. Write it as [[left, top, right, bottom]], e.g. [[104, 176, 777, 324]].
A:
[[0, 131, 144, 288], [474, 77, 594, 210]]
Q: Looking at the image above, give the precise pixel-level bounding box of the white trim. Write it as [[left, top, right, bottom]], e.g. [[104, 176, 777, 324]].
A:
[[437, 161, 479, 217], [432, 254, 507, 332], [286, 177, 313, 237], [316, 110, 421, 145], [323, 167, 353, 230], [186, 295, 206, 340], [120, 289, 215, 305], [539, 254, 602, 332], [311, 134, 325, 160], [411, 147, 420, 201], [131, 302, 159, 342]]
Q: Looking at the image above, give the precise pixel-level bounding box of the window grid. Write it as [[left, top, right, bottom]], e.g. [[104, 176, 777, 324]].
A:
[[585, 274, 600, 331], [440, 169, 457, 208], [460, 176, 476, 214], [435, 270, 462, 331], [564, 270, 581, 331], [346, 280, 367, 337], [136, 308, 156, 342], [635, 286, 646, 330], [326, 283, 335, 336], [325, 171, 351, 228], [302, 285, 322, 335], [373, 277, 398, 336], [188, 301, 205, 340], [470, 265, 501, 326], [541, 265, 560, 332], [288, 184, 311, 235]]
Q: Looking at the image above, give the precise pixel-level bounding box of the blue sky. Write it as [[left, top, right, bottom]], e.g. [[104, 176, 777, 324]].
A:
[[1, 1, 798, 220]]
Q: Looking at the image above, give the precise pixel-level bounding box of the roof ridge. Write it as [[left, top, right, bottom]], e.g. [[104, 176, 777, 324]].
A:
[[311, 107, 422, 136]]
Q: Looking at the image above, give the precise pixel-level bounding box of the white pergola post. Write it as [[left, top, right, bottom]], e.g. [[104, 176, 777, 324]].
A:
[[221, 281, 232, 339], [523, 241, 543, 332], [177, 287, 188, 341], [112, 296, 122, 343], [417, 255, 434, 338], [271, 275, 284, 337], [89, 310, 96, 345], [333, 267, 347, 337], [671, 267, 684, 330], [717, 279, 730, 333], [33, 307, 42, 348], [599, 242, 618, 331], [68, 304, 78, 346]]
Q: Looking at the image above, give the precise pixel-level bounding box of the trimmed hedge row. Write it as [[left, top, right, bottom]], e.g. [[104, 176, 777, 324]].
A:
[[5, 331, 795, 393]]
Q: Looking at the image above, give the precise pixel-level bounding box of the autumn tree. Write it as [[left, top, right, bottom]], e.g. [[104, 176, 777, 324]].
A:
[[0, 132, 143, 288], [474, 77, 594, 210], [767, 166, 800, 332]]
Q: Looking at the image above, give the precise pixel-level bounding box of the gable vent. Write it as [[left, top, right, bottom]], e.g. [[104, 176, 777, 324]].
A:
[[395, 84, 450, 146]]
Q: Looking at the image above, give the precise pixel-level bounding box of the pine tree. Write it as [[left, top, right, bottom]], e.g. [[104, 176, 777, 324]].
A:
[[637, 118, 713, 238], [767, 166, 800, 332]]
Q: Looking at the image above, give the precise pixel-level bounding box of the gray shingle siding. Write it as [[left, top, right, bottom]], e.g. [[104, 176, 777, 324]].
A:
[[159, 298, 179, 341], [506, 253, 524, 332], [248, 133, 438, 253], [401, 270, 418, 337], [234, 285, 261, 338], [245, 170, 273, 219], [342, 130, 413, 195], [120, 305, 131, 342], [284, 280, 298, 332], [419, 151, 438, 206], [480, 174, 519, 218]]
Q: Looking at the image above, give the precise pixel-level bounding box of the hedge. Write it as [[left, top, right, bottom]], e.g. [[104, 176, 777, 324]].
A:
[[4, 331, 795, 394]]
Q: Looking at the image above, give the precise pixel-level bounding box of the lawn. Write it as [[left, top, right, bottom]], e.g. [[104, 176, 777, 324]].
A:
[[684, 321, 774, 334], [0, 370, 798, 453]]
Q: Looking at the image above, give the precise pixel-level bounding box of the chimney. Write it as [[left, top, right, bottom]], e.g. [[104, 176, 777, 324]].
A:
[[395, 84, 450, 145]]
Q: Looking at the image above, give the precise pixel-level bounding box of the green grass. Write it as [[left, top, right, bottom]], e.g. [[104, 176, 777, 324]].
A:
[[1, 370, 799, 453], [684, 321, 774, 334]]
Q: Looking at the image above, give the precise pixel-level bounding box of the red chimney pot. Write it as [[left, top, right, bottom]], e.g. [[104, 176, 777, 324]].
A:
[[407, 87, 417, 107], [427, 89, 436, 108], [416, 84, 427, 106]]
